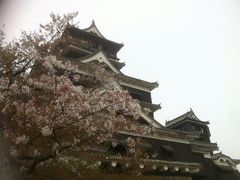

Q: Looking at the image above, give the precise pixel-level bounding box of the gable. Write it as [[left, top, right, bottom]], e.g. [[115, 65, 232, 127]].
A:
[[83, 20, 105, 39], [80, 50, 121, 74]]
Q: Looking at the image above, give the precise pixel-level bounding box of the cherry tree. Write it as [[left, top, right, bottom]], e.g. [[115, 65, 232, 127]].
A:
[[0, 13, 149, 178]]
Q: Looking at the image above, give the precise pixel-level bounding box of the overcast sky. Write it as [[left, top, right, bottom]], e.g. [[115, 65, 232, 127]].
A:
[[1, 0, 240, 166]]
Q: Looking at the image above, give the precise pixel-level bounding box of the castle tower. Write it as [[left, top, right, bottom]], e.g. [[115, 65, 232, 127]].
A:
[[47, 21, 240, 179], [59, 21, 162, 128]]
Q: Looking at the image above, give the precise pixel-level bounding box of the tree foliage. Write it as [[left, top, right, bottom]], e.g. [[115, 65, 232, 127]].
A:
[[0, 13, 149, 178]]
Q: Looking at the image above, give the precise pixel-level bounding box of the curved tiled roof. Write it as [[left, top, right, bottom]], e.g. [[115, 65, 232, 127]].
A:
[[165, 109, 209, 128], [139, 101, 161, 112], [117, 74, 158, 91], [65, 25, 123, 54]]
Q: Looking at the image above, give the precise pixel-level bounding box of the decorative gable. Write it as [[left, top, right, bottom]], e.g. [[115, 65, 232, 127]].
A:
[[83, 20, 105, 39], [80, 50, 121, 74]]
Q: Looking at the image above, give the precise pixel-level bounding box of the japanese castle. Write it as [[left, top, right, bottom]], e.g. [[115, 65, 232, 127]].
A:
[[55, 21, 240, 180]]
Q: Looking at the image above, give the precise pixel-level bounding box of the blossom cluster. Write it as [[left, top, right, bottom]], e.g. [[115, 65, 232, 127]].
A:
[[0, 55, 145, 174]]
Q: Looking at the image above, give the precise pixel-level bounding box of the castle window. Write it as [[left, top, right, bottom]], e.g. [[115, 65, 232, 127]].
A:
[[161, 145, 174, 157], [129, 92, 143, 101]]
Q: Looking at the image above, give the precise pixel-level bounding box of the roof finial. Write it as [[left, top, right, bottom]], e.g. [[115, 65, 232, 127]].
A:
[[92, 20, 95, 26]]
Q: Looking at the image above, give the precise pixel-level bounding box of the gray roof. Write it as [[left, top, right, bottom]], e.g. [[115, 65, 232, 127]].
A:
[[165, 109, 209, 128], [212, 152, 240, 165]]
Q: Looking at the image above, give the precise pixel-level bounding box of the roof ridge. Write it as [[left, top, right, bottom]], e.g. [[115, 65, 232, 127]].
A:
[[166, 109, 192, 124], [165, 109, 210, 127], [67, 25, 124, 47]]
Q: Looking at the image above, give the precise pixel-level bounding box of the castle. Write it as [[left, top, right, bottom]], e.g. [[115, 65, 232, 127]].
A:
[[49, 21, 240, 179]]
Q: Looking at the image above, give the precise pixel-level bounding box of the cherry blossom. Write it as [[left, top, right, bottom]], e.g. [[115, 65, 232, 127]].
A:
[[0, 12, 148, 178], [41, 126, 52, 136]]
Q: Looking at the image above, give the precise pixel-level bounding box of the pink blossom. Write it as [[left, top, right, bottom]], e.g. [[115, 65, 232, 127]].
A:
[[9, 148, 18, 157], [0, 93, 4, 102], [0, 78, 9, 90], [21, 85, 30, 95], [41, 126, 52, 136], [15, 135, 29, 144], [33, 149, 41, 157], [42, 60, 54, 72], [9, 83, 20, 93], [126, 137, 136, 147]]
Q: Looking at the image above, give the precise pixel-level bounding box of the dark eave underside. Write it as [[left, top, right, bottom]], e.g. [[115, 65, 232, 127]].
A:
[[140, 101, 161, 112], [190, 140, 218, 149]]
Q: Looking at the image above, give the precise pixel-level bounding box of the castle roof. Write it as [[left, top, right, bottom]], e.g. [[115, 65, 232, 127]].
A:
[[139, 101, 161, 112], [212, 152, 240, 171], [117, 74, 158, 92], [63, 49, 158, 91], [73, 48, 123, 74], [212, 152, 240, 165], [140, 111, 163, 128], [82, 20, 106, 39], [65, 25, 123, 55], [165, 109, 209, 128]]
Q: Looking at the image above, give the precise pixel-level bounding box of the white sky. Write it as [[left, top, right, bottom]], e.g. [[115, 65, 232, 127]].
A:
[[1, 0, 240, 166]]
